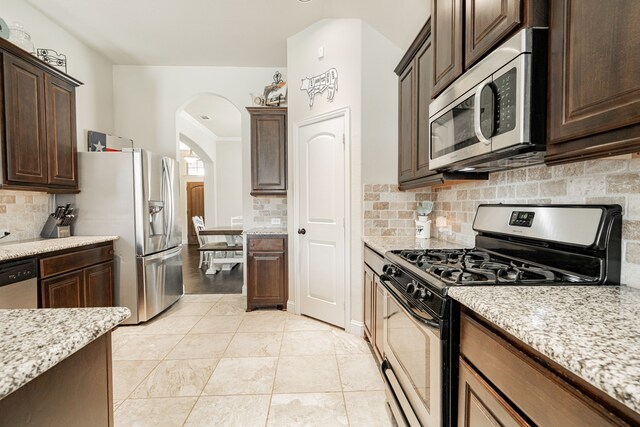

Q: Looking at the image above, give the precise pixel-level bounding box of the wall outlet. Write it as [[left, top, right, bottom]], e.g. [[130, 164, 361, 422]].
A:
[[271, 218, 281, 225]]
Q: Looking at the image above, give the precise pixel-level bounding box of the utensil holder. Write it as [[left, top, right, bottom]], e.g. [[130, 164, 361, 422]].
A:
[[40, 216, 71, 238]]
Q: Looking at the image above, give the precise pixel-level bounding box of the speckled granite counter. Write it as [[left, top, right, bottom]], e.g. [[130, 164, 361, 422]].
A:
[[0, 307, 130, 400], [362, 236, 464, 255], [448, 286, 640, 414], [244, 228, 287, 235], [0, 236, 118, 262]]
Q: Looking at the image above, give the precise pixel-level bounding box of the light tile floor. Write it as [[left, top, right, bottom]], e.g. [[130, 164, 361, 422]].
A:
[[112, 294, 395, 427]]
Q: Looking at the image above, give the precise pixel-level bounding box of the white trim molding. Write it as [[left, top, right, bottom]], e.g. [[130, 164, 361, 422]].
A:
[[347, 320, 364, 337]]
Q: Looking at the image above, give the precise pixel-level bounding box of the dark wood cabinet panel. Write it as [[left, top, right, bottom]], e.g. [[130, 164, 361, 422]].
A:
[[41, 270, 84, 308], [415, 39, 437, 179], [458, 359, 529, 427], [0, 38, 81, 192], [459, 310, 637, 426], [363, 265, 374, 340], [83, 261, 114, 307], [3, 53, 48, 184], [45, 74, 77, 186], [39, 242, 115, 309], [398, 63, 415, 183], [464, 0, 521, 68], [247, 236, 288, 311], [546, 0, 640, 164], [432, 0, 463, 97], [248, 107, 287, 196]]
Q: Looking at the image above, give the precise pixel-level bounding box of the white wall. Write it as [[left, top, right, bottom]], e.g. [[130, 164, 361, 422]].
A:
[[4, 0, 115, 144], [215, 140, 243, 227], [112, 66, 283, 230], [287, 19, 401, 334]]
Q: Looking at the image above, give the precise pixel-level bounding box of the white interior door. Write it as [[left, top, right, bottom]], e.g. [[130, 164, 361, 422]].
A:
[[297, 114, 346, 328]]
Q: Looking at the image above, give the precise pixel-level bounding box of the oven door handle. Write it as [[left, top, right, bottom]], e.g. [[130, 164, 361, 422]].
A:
[[474, 78, 494, 146], [380, 275, 441, 330]]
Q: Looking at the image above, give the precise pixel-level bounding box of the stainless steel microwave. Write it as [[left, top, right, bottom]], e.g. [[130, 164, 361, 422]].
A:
[[428, 28, 548, 172]]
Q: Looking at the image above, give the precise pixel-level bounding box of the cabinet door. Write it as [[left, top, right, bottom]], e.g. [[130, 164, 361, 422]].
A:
[[374, 278, 385, 357], [458, 359, 530, 427], [249, 108, 287, 195], [247, 249, 286, 308], [415, 37, 437, 178], [398, 63, 415, 183], [41, 270, 84, 308], [547, 0, 640, 163], [83, 261, 114, 307], [3, 53, 48, 184], [432, 0, 463, 97], [363, 265, 374, 341], [45, 74, 77, 187], [464, 0, 521, 68]]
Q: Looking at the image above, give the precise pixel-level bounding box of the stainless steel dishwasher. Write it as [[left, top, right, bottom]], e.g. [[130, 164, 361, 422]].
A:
[[0, 258, 38, 309]]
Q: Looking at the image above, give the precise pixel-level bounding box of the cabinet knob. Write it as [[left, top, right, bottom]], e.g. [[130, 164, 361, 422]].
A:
[[297, 228, 306, 235]]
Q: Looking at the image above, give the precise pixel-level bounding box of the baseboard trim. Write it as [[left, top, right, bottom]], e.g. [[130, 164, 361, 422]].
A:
[[346, 319, 364, 337], [287, 300, 297, 314]]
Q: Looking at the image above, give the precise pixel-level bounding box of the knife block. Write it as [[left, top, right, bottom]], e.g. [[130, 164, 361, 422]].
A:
[[40, 217, 71, 238]]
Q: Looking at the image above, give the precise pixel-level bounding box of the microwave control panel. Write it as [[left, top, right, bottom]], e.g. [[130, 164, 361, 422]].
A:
[[494, 67, 517, 135]]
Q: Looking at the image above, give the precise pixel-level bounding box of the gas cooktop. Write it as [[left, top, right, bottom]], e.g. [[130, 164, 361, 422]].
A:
[[390, 248, 590, 286]]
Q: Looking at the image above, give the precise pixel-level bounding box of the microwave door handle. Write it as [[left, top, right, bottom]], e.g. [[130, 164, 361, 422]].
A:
[[474, 81, 493, 145]]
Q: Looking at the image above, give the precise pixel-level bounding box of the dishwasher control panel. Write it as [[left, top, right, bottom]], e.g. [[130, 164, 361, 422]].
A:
[[0, 258, 37, 287]]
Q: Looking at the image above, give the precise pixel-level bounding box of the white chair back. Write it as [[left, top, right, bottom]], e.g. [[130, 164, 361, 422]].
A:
[[191, 216, 207, 246]]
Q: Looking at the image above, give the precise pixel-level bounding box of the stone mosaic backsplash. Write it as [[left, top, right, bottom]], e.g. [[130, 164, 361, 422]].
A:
[[428, 158, 640, 288], [0, 190, 50, 242], [363, 184, 432, 237], [252, 196, 288, 227]]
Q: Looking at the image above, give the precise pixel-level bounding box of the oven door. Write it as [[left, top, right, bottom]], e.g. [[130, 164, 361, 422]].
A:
[[429, 76, 495, 171], [383, 287, 442, 427]]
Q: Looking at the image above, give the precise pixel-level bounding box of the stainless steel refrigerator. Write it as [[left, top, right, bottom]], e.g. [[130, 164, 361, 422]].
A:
[[71, 149, 183, 324]]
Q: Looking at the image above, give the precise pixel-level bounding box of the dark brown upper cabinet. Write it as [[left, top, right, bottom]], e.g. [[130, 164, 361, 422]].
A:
[[545, 0, 640, 165], [464, 0, 521, 68], [247, 107, 287, 196], [395, 20, 488, 189], [432, 0, 463, 97], [0, 38, 82, 192], [431, 0, 546, 97]]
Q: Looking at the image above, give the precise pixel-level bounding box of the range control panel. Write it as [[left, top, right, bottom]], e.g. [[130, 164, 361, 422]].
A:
[[0, 258, 37, 287], [509, 211, 535, 227]]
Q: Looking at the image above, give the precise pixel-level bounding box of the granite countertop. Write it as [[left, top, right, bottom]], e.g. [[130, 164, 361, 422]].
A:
[[0, 307, 130, 400], [448, 286, 640, 414], [0, 236, 118, 262], [244, 228, 287, 235], [362, 236, 464, 255]]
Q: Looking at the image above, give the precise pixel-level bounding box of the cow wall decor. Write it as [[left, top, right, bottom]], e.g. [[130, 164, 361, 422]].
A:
[[300, 68, 338, 107]]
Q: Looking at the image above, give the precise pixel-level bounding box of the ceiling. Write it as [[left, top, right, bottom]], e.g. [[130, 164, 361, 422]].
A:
[[27, 0, 430, 66], [183, 95, 241, 138]]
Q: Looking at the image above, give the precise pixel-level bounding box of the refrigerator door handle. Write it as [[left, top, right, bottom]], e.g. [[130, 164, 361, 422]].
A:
[[161, 159, 173, 246], [143, 245, 182, 261]]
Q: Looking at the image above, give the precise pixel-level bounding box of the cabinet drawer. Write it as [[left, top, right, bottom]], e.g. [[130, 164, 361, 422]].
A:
[[248, 238, 285, 252], [460, 313, 621, 426], [40, 244, 114, 279]]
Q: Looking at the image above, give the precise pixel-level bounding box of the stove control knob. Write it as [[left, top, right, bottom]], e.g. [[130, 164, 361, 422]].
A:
[[412, 284, 425, 300], [406, 282, 416, 295], [383, 265, 401, 277]]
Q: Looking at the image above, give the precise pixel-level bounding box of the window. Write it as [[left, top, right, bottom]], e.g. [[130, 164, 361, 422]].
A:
[[186, 159, 205, 176]]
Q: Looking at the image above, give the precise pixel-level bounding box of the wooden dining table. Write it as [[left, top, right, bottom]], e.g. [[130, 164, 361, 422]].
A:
[[199, 226, 244, 236]]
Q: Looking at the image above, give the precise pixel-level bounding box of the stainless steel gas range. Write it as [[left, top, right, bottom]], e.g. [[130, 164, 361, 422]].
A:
[[379, 204, 623, 427]]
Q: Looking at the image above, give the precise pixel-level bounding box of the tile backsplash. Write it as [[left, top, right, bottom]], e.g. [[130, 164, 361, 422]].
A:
[[363, 184, 432, 237], [0, 190, 50, 242], [428, 158, 640, 288], [364, 158, 640, 288], [252, 196, 288, 227]]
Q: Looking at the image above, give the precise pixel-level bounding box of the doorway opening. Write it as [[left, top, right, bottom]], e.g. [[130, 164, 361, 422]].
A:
[[176, 94, 243, 294]]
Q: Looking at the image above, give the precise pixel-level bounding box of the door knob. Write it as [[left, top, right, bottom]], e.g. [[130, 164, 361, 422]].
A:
[[298, 228, 306, 235]]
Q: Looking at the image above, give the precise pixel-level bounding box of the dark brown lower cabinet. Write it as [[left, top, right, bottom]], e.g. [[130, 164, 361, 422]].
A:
[[39, 242, 115, 308], [246, 235, 287, 311], [459, 309, 640, 426], [41, 270, 84, 308]]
